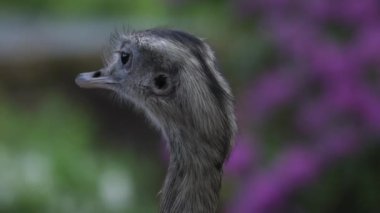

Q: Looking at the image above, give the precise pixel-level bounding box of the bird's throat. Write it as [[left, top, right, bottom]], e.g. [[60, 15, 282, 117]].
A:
[[160, 133, 224, 213]]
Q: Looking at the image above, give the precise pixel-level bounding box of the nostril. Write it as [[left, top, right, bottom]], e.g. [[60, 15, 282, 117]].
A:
[[93, 71, 101, 78]]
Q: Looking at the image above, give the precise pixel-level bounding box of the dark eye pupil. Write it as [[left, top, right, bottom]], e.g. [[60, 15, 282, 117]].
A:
[[121, 52, 130, 65]]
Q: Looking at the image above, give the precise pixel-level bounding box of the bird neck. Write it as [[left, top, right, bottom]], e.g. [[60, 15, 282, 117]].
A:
[[160, 129, 223, 213]]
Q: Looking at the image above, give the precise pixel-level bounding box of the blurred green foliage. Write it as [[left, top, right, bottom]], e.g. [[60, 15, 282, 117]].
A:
[[0, 0, 262, 87], [0, 0, 167, 17], [0, 93, 160, 213]]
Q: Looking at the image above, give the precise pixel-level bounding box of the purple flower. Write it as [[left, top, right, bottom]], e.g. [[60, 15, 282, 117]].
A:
[[351, 26, 380, 65], [296, 105, 329, 134], [225, 134, 257, 178], [274, 147, 321, 187], [337, 0, 379, 25], [245, 70, 300, 120], [357, 91, 380, 132], [228, 146, 322, 213], [316, 127, 360, 161], [228, 0, 380, 212]]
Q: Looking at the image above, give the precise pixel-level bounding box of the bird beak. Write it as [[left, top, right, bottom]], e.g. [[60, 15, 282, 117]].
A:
[[75, 70, 115, 89]]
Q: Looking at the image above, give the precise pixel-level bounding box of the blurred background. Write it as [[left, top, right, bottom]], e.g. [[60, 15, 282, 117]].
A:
[[0, 0, 379, 212]]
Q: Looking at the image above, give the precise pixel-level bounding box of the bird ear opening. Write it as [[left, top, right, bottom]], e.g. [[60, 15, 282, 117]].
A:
[[152, 73, 172, 95], [155, 74, 168, 89]]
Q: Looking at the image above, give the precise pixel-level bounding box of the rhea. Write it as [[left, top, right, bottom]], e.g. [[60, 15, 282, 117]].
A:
[[75, 28, 236, 213]]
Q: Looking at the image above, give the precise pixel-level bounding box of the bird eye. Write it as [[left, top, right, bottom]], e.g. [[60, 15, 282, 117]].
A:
[[120, 52, 130, 65]]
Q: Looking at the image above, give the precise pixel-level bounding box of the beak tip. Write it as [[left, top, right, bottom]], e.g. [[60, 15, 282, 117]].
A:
[[75, 71, 113, 89], [75, 73, 94, 88], [75, 74, 85, 87]]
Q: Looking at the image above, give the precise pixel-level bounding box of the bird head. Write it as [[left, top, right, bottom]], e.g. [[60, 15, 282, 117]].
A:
[[76, 28, 235, 141]]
